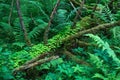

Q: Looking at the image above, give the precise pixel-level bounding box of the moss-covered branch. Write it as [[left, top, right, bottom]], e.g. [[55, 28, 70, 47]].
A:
[[13, 55, 59, 74], [62, 49, 90, 66]]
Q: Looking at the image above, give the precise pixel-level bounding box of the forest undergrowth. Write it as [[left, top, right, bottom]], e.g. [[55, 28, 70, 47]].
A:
[[0, 0, 120, 80]]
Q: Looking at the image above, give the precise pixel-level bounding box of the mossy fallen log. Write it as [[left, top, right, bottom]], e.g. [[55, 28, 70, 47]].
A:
[[11, 18, 120, 72]]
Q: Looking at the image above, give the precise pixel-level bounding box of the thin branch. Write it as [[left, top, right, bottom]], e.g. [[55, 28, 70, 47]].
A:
[[24, 53, 50, 65], [69, 0, 81, 19], [71, 0, 84, 28], [8, 0, 14, 25], [62, 21, 120, 42], [70, 0, 81, 5], [43, 0, 60, 44], [63, 49, 90, 66], [16, 0, 31, 46]]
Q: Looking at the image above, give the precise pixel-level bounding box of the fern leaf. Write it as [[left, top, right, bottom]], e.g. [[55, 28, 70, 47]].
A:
[[89, 53, 103, 68], [86, 34, 120, 66]]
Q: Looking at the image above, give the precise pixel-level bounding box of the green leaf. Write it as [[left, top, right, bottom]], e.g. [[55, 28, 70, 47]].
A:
[[92, 73, 105, 79]]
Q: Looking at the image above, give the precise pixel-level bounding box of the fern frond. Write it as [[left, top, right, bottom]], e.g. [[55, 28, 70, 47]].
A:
[[28, 23, 47, 39], [0, 22, 12, 32], [111, 26, 120, 39], [66, 7, 80, 21], [86, 34, 120, 66], [29, 1, 49, 20], [89, 53, 103, 68]]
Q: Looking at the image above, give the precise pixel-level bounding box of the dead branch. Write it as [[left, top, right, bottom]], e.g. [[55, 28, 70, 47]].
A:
[[62, 20, 120, 42], [24, 53, 50, 65], [13, 55, 59, 74], [43, 0, 60, 44], [16, 0, 31, 46], [63, 49, 90, 66]]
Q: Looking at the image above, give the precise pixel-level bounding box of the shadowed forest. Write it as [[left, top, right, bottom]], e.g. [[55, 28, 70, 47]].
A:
[[0, 0, 120, 80]]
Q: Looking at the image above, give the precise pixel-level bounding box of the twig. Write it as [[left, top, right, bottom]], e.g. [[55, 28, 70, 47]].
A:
[[16, 0, 31, 46], [69, 0, 81, 19], [43, 0, 60, 44]]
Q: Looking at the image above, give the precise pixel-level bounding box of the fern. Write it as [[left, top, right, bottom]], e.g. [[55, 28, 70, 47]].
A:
[[29, 1, 49, 20], [13, 18, 25, 42], [115, 10, 120, 20], [94, 4, 115, 22], [0, 22, 12, 31], [89, 53, 103, 68], [111, 26, 120, 39], [103, 4, 115, 22], [86, 34, 120, 66], [28, 21, 47, 39], [66, 7, 80, 21]]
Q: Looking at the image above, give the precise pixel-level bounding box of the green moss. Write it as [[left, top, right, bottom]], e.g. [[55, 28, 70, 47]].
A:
[[10, 50, 31, 68], [76, 16, 92, 28]]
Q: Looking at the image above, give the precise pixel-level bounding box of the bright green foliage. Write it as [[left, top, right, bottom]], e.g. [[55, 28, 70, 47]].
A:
[[10, 24, 82, 67], [36, 34, 120, 80], [0, 0, 120, 80], [0, 47, 14, 80], [89, 53, 103, 68], [10, 16, 94, 68], [111, 26, 120, 39]]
